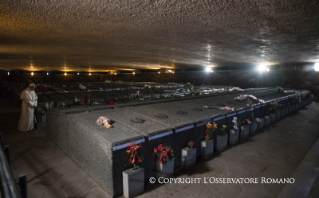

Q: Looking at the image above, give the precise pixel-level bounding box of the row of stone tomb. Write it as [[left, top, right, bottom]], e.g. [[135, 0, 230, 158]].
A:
[[121, 97, 312, 198], [46, 88, 310, 197]]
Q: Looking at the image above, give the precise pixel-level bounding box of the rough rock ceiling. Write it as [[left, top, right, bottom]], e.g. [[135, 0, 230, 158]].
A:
[[1, 0, 319, 72]]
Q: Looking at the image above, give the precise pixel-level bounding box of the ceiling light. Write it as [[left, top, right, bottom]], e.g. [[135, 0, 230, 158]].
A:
[[205, 67, 212, 73], [315, 63, 319, 71], [257, 64, 266, 72]]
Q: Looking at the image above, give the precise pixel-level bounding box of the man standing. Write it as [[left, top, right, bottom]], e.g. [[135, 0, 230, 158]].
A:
[[18, 83, 38, 132]]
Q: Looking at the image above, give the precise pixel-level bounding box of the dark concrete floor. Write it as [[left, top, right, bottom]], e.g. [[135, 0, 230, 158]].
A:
[[1, 100, 319, 198]]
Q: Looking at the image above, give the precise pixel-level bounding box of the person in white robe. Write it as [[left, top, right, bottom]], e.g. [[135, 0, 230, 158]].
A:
[[18, 83, 38, 132]]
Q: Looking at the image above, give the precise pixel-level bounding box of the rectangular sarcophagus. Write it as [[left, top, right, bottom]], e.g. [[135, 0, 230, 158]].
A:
[[68, 112, 145, 197]]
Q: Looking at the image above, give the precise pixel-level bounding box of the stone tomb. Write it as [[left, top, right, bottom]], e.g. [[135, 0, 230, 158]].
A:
[[67, 112, 144, 197], [92, 108, 174, 189]]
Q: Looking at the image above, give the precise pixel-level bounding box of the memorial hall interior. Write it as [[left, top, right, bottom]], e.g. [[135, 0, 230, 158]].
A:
[[0, 1, 319, 198]]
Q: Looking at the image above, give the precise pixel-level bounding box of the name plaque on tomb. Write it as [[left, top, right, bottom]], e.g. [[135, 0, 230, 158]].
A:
[[237, 109, 246, 114], [175, 124, 195, 133], [213, 115, 225, 122], [112, 138, 145, 151], [197, 118, 212, 127], [148, 131, 173, 141], [226, 112, 237, 118]]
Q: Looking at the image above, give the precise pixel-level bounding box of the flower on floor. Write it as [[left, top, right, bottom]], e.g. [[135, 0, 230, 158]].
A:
[[153, 144, 175, 164], [126, 144, 143, 169], [187, 141, 195, 148], [205, 122, 217, 140]]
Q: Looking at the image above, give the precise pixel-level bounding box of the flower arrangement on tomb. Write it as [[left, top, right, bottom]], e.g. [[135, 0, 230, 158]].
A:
[[126, 144, 143, 169], [246, 99, 254, 120], [277, 86, 284, 93], [205, 122, 217, 140], [153, 144, 175, 164], [219, 125, 228, 136], [187, 141, 195, 148], [232, 117, 240, 130], [242, 119, 251, 125], [96, 116, 113, 128]]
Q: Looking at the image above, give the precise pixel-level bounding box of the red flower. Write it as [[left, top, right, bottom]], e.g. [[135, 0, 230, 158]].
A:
[[205, 135, 209, 140]]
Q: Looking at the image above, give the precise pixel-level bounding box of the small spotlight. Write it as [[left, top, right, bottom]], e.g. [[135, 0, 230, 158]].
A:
[[64, 72, 67, 76], [132, 72, 135, 75], [257, 64, 266, 72], [47, 72, 49, 75], [315, 63, 319, 71], [7, 72, 10, 76], [115, 73, 117, 75], [31, 72, 34, 76], [77, 72, 79, 75], [266, 68, 270, 72], [205, 67, 212, 73], [89, 73, 91, 76], [158, 71, 160, 74]]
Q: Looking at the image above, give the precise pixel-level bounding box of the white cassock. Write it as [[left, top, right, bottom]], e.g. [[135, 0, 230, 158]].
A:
[[18, 88, 38, 132]]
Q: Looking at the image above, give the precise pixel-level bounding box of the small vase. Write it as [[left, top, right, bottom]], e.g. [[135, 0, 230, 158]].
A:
[[275, 110, 281, 121], [229, 128, 239, 145], [269, 113, 276, 124], [240, 125, 249, 140], [256, 118, 264, 131], [156, 159, 174, 179], [216, 134, 228, 152], [264, 116, 270, 127], [201, 139, 214, 159], [123, 167, 145, 198], [181, 147, 196, 169], [249, 121, 257, 135]]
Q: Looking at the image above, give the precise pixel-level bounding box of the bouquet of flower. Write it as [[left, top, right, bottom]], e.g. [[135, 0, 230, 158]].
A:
[[277, 86, 284, 93], [153, 144, 175, 164], [232, 117, 240, 130], [246, 99, 254, 120], [187, 141, 195, 148], [269, 103, 278, 114], [126, 144, 143, 169], [205, 122, 217, 140], [219, 106, 235, 111], [219, 125, 227, 135], [242, 119, 251, 125]]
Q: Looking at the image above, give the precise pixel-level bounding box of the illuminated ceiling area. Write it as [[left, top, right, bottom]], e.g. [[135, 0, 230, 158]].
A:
[[0, 0, 319, 73]]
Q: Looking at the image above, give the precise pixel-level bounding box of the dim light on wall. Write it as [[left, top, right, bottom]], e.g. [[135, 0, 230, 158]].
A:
[[89, 73, 91, 76], [77, 72, 79, 75], [132, 72, 135, 75], [7, 72, 10, 76], [64, 72, 67, 76], [47, 72, 49, 75], [31, 72, 34, 76], [158, 71, 160, 74], [315, 63, 319, 71]]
